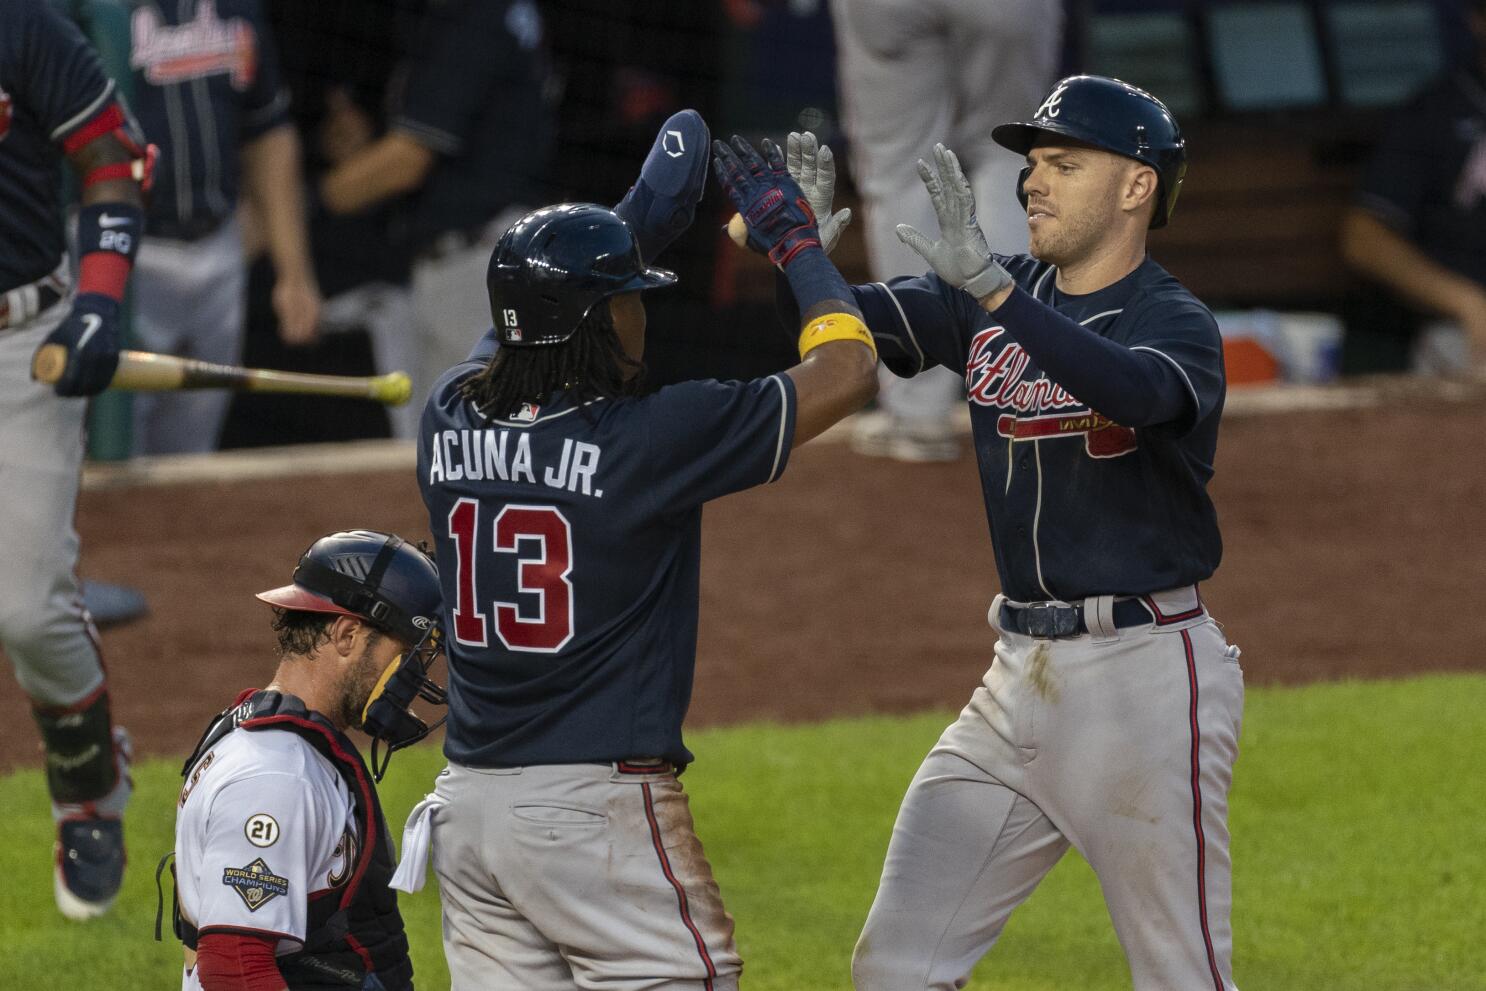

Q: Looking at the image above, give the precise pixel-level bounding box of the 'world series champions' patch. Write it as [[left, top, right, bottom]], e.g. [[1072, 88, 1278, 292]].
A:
[[223, 858, 290, 911]]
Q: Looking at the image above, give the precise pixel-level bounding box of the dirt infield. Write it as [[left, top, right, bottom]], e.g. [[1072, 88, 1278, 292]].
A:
[[1, 397, 1483, 770]]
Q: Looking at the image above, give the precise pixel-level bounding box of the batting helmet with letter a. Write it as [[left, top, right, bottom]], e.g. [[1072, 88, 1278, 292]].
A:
[[488, 203, 677, 347], [992, 75, 1188, 229]]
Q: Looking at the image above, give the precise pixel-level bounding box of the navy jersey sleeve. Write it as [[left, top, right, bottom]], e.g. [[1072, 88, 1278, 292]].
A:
[[989, 286, 1219, 434], [9, 0, 115, 144], [1355, 88, 1435, 234], [240, 0, 290, 140], [853, 274, 978, 378], [393, 0, 535, 156], [643, 375, 797, 512], [838, 256, 1041, 379], [1121, 297, 1226, 434]]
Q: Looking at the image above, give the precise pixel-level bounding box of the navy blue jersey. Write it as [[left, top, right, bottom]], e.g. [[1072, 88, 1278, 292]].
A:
[[857, 256, 1224, 602], [390, 0, 552, 247], [0, 0, 116, 291], [417, 337, 796, 768], [1357, 67, 1486, 286], [127, 0, 289, 235]]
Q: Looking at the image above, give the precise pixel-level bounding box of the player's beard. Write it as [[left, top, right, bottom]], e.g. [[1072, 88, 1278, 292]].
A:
[[336, 636, 392, 731], [1028, 204, 1109, 270]]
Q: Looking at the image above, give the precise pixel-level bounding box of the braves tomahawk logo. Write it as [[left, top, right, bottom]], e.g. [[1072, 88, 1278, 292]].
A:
[[0, 85, 13, 143], [965, 326, 1137, 458], [131, 0, 257, 89]]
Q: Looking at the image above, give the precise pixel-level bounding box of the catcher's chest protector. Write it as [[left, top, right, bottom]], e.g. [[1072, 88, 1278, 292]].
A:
[[170, 691, 414, 991]]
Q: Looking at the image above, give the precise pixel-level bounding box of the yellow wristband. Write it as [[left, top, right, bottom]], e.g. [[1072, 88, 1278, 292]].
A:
[[798, 312, 877, 361]]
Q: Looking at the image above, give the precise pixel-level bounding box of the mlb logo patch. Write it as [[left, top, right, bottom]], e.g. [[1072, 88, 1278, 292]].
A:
[[0, 86, 12, 143], [513, 403, 539, 422], [501, 307, 522, 341]]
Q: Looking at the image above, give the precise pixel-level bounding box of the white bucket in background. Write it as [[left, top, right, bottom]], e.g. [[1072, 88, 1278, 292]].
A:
[[1412, 321, 1470, 375], [1274, 312, 1344, 383]]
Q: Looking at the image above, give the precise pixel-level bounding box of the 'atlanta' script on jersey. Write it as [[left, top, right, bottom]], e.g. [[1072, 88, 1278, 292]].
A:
[[965, 325, 1137, 458]]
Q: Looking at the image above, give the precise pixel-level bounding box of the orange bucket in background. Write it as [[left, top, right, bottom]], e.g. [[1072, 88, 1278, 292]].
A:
[[1222, 336, 1282, 385]]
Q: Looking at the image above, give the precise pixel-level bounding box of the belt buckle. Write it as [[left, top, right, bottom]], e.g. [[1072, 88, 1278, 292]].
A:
[[1021, 602, 1081, 639]]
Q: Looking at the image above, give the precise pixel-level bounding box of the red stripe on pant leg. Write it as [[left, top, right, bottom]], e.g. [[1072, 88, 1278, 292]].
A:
[[641, 782, 717, 989], [1183, 630, 1225, 991]]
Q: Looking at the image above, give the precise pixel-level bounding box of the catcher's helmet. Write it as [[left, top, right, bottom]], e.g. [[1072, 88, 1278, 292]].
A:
[[256, 530, 441, 644], [488, 203, 677, 347], [258, 530, 447, 778], [992, 75, 1187, 229]]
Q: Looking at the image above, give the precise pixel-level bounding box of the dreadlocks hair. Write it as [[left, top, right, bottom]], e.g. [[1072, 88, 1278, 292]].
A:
[[460, 299, 643, 419]]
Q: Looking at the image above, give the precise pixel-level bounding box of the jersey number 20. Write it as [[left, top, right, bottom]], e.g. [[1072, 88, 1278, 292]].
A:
[[448, 499, 574, 652]]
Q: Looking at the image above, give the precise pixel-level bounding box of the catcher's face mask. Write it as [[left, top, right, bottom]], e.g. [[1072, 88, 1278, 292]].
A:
[[360, 624, 446, 782]]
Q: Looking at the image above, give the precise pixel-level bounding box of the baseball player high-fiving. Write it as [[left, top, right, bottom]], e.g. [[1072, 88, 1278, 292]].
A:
[[780, 77, 1241, 991], [0, 0, 154, 920], [397, 122, 878, 989], [168, 531, 444, 991]]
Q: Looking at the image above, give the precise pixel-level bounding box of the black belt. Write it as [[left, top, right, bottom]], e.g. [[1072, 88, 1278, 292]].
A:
[[999, 598, 1154, 639], [0, 283, 65, 331]]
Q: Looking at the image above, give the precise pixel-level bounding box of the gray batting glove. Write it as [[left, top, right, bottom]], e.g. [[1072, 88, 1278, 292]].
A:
[[786, 131, 851, 255], [895, 143, 1012, 301]]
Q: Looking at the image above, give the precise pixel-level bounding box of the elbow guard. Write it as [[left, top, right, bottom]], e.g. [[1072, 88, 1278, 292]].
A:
[[62, 101, 157, 193]]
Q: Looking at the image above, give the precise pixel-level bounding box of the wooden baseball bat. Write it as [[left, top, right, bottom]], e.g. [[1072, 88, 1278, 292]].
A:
[[31, 345, 413, 406]]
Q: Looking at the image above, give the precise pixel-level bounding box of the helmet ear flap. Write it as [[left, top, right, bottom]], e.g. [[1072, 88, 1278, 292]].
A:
[[1016, 166, 1032, 211]]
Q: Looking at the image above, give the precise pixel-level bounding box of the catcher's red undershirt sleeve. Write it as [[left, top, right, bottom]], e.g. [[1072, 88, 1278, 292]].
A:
[[195, 931, 288, 991]]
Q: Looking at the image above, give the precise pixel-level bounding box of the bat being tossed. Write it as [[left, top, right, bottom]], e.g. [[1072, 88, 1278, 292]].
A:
[[31, 344, 412, 406]]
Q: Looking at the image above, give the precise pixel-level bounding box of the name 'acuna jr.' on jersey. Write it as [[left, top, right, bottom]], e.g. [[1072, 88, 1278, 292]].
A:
[[418, 336, 796, 771]]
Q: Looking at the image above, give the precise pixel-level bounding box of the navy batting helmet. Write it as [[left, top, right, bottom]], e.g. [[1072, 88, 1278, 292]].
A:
[[992, 75, 1187, 229], [256, 530, 441, 645], [488, 203, 677, 347]]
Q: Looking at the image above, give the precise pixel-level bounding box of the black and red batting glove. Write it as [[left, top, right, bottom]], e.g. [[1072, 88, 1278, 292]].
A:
[[711, 134, 820, 268]]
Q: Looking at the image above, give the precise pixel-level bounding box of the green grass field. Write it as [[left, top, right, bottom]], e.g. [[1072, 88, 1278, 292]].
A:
[[1, 674, 1482, 989]]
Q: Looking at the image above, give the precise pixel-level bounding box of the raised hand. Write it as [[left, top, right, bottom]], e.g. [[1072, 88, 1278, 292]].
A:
[[712, 134, 820, 268], [786, 131, 851, 255], [895, 143, 1011, 301]]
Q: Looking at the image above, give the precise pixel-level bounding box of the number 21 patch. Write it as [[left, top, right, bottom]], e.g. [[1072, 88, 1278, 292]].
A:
[[223, 858, 290, 911]]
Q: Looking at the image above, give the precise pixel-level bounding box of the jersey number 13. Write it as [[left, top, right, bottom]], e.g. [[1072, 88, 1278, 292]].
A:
[[448, 498, 574, 653]]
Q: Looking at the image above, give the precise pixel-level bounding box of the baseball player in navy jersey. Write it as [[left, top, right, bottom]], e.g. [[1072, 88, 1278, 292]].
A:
[[780, 76, 1242, 990], [390, 126, 877, 989], [127, 0, 320, 454], [169, 530, 443, 991], [0, 0, 153, 920]]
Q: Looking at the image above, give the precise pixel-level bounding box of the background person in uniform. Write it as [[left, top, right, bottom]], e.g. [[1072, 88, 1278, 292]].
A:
[[318, 0, 554, 414], [169, 530, 443, 991], [1339, 0, 1486, 375], [127, 0, 320, 455], [780, 77, 1241, 991], [830, 0, 1062, 461], [0, 0, 151, 921], [391, 130, 877, 988]]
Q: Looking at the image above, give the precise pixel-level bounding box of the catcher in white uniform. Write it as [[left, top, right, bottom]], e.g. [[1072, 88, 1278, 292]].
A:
[[167, 530, 446, 991]]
